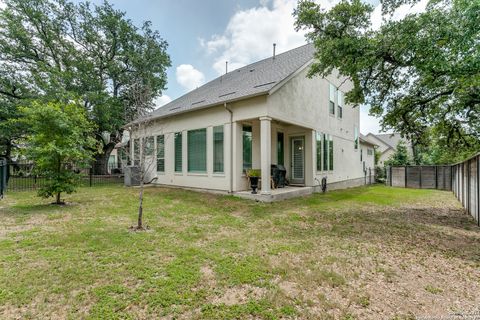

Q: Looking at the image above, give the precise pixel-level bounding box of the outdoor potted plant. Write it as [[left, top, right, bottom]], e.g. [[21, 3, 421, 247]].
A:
[[246, 169, 261, 194]]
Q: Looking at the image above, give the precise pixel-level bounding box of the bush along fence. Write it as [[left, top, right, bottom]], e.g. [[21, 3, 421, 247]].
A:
[[387, 153, 480, 226], [1, 159, 124, 193]]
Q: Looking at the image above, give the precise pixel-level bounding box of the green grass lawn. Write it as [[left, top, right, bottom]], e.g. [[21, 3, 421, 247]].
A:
[[0, 185, 479, 319]]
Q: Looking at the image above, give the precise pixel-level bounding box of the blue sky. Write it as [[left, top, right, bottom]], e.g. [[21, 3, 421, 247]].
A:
[[67, 0, 429, 134]]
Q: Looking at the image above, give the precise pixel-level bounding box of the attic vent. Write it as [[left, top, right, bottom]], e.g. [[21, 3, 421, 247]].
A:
[[253, 81, 276, 88], [169, 106, 181, 111], [218, 91, 236, 98], [191, 100, 205, 106], [249, 68, 255, 72]]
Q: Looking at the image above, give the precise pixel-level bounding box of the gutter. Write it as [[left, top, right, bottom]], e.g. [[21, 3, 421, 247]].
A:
[[224, 102, 233, 194]]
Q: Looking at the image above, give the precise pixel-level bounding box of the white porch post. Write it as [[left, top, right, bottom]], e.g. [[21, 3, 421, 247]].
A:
[[260, 116, 272, 195]]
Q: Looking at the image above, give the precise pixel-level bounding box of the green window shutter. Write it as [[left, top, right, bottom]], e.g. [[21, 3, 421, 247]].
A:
[[213, 126, 224, 173], [277, 132, 284, 166], [156, 135, 164, 172], [174, 132, 182, 172], [242, 125, 252, 171], [329, 135, 334, 171], [316, 132, 322, 171], [188, 128, 207, 172], [323, 134, 328, 171]]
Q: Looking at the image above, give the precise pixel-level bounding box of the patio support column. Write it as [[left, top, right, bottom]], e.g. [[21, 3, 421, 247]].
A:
[[260, 116, 272, 195]]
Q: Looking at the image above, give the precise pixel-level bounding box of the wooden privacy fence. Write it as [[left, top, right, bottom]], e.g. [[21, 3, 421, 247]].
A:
[[386, 152, 480, 226], [386, 165, 452, 190], [451, 153, 480, 226]]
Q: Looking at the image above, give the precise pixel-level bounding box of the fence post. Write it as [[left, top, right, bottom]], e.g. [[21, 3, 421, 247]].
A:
[[435, 166, 438, 189], [89, 167, 93, 187], [404, 166, 407, 188]]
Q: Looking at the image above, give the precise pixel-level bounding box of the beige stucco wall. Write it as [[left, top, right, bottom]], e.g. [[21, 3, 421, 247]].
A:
[[267, 66, 364, 187], [131, 64, 367, 192]]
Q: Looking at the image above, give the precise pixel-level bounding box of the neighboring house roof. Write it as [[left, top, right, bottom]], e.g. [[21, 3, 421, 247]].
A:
[[141, 43, 315, 122], [374, 133, 405, 149], [359, 133, 378, 147]]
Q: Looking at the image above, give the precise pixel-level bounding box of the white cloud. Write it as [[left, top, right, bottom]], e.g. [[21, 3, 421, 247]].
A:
[[0, 0, 6, 9], [176, 64, 205, 91], [154, 95, 172, 108], [201, 0, 316, 75], [370, 0, 429, 30]]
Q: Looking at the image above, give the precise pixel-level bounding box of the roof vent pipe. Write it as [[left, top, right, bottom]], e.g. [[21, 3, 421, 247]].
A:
[[225, 61, 228, 74], [273, 43, 276, 60]]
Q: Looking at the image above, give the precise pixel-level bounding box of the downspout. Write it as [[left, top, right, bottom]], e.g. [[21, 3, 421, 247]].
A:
[[224, 102, 233, 193]]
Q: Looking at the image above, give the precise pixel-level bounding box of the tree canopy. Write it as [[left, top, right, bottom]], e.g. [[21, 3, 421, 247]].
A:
[[19, 101, 96, 204], [294, 0, 479, 156], [0, 0, 171, 172]]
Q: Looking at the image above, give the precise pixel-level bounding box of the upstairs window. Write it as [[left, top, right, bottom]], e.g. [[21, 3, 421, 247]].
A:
[[337, 90, 343, 119], [156, 135, 164, 172], [354, 126, 359, 150], [188, 128, 207, 173], [329, 84, 335, 115], [174, 132, 182, 172], [213, 126, 224, 173], [367, 148, 373, 156]]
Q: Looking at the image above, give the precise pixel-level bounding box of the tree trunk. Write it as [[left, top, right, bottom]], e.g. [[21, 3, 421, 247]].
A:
[[137, 179, 144, 229], [56, 192, 61, 204], [93, 142, 116, 175]]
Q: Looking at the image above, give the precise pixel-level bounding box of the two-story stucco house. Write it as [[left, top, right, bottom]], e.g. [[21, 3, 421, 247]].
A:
[[128, 44, 374, 201]]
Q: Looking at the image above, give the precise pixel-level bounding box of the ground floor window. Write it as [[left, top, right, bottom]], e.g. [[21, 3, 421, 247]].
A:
[[133, 138, 140, 166], [156, 135, 164, 172], [213, 126, 224, 173], [188, 128, 207, 172], [243, 125, 252, 171], [174, 132, 182, 172], [277, 131, 284, 166], [145, 136, 154, 156], [329, 135, 334, 171], [316, 132, 322, 171]]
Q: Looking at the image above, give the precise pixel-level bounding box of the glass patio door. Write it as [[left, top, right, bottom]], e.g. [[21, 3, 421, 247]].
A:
[[291, 137, 305, 185]]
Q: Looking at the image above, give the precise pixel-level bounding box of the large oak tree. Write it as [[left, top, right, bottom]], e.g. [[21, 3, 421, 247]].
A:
[[295, 0, 479, 162], [0, 0, 171, 173]]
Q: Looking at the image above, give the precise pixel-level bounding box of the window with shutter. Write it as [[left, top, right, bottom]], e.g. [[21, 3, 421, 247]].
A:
[[337, 90, 343, 119], [213, 126, 224, 173], [316, 132, 322, 171], [329, 84, 335, 115], [156, 135, 164, 172], [277, 132, 284, 166], [329, 135, 334, 171], [323, 133, 328, 171], [243, 125, 252, 171], [188, 128, 207, 172], [174, 132, 182, 172]]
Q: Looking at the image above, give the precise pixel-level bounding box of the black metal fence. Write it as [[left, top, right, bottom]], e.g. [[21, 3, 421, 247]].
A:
[[1, 160, 123, 193]]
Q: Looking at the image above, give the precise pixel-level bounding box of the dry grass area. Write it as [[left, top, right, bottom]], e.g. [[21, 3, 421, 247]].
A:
[[0, 185, 479, 319]]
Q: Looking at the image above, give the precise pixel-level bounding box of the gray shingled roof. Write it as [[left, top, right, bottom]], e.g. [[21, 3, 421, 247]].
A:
[[359, 133, 378, 147], [374, 133, 405, 149], [145, 43, 315, 121]]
